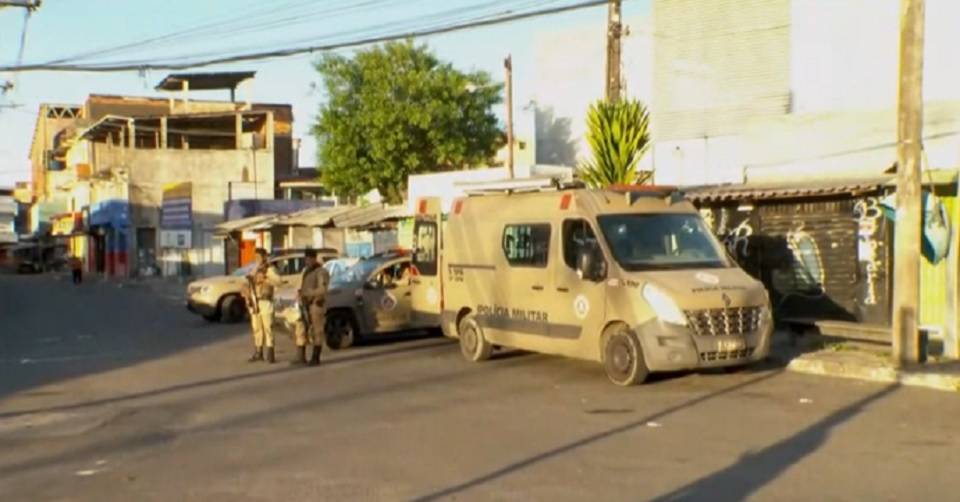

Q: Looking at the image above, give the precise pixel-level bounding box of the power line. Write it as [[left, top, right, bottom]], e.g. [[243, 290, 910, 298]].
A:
[[0, 0, 611, 73]]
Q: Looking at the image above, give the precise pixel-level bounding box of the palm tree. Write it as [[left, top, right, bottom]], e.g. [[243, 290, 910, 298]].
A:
[[578, 98, 652, 188]]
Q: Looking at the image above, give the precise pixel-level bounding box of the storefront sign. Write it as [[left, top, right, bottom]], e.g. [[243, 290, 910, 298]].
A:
[[161, 182, 192, 230]]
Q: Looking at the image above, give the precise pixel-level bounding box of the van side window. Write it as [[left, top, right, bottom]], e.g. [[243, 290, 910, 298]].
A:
[[562, 219, 598, 269], [502, 224, 550, 267], [413, 222, 438, 276]]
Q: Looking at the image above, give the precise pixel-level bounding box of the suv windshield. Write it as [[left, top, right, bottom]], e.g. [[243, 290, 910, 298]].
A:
[[331, 259, 381, 286], [231, 263, 256, 277], [597, 213, 729, 271]]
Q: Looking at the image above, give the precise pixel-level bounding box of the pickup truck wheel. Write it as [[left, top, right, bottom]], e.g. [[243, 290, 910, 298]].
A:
[[603, 326, 648, 386], [221, 295, 247, 323], [459, 314, 492, 362], [325, 310, 357, 350]]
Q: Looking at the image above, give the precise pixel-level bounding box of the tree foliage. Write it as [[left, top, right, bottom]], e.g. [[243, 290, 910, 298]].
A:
[[312, 41, 503, 203], [578, 98, 652, 188]]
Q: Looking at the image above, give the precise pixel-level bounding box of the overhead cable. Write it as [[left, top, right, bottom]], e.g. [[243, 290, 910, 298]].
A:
[[0, 0, 610, 73]]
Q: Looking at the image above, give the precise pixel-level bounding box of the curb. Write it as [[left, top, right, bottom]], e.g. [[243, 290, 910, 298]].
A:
[[787, 356, 960, 393]]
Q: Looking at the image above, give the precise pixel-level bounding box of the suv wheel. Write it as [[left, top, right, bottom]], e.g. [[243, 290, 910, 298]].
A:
[[602, 326, 648, 386], [221, 295, 247, 323], [458, 314, 492, 362]]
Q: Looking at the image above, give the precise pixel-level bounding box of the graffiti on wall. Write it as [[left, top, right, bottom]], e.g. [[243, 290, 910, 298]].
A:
[[854, 197, 883, 306], [700, 207, 753, 259], [783, 221, 825, 296]]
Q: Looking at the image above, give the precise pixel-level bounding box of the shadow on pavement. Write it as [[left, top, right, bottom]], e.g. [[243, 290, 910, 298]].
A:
[[649, 384, 900, 501], [0, 275, 243, 400], [409, 370, 787, 502], [0, 338, 454, 419], [0, 341, 531, 478]]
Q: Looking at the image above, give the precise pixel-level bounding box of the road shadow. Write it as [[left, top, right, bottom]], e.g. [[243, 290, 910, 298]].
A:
[[410, 370, 786, 501], [0, 274, 247, 400], [650, 384, 900, 501], [0, 340, 534, 478], [0, 337, 454, 419]]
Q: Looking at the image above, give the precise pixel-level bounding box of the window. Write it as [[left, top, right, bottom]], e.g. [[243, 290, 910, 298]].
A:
[[413, 222, 438, 276], [502, 224, 550, 267], [273, 257, 305, 275], [562, 219, 599, 270]]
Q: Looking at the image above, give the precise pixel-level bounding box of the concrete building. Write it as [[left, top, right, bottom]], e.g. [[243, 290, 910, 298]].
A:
[[650, 0, 960, 185], [28, 73, 294, 278]]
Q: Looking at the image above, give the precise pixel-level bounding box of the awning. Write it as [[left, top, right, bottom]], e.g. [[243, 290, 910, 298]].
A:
[[270, 204, 409, 229], [275, 206, 357, 227], [686, 170, 959, 203], [213, 214, 278, 236], [332, 205, 409, 229], [684, 178, 894, 203]]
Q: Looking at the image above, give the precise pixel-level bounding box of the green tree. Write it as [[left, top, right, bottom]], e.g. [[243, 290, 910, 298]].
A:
[[578, 98, 652, 188], [312, 41, 504, 203]]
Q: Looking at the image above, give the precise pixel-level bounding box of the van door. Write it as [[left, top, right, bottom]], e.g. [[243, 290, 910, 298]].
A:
[[486, 223, 553, 344], [411, 218, 441, 327], [551, 218, 606, 345]]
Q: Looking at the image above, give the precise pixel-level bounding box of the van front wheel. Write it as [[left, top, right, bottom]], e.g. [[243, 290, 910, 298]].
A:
[[603, 327, 649, 386], [459, 314, 492, 362]]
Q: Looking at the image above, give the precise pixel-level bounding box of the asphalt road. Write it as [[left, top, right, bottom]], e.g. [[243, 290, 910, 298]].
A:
[[1, 274, 959, 501]]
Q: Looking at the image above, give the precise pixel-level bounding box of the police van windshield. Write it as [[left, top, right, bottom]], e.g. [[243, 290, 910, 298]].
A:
[[597, 213, 729, 271]]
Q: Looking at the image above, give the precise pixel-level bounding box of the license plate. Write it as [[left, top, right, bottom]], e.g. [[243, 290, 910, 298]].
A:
[[716, 338, 745, 352]]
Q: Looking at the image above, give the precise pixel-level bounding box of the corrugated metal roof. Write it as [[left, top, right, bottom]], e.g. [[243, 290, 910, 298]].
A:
[[214, 214, 278, 235], [686, 170, 959, 203], [684, 178, 893, 203], [272, 204, 408, 229]]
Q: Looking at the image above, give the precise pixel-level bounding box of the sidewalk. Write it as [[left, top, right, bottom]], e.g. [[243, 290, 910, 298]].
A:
[[771, 333, 960, 393]]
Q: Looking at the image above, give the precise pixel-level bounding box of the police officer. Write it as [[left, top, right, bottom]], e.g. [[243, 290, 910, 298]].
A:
[[242, 248, 281, 364], [294, 248, 330, 366]]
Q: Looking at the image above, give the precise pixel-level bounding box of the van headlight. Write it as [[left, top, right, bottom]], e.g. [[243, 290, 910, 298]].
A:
[[642, 283, 688, 326]]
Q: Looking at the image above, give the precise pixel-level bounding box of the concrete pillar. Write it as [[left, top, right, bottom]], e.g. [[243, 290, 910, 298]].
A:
[[160, 117, 168, 149], [235, 113, 243, 150], [181, 80, 190, 113], [265, 111, 274, 151], [127, 120, 136, 150]]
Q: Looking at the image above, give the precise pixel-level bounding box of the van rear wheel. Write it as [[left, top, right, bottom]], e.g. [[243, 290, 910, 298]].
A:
[[603, 327, 649, 386], [459, 314, 492, 362]]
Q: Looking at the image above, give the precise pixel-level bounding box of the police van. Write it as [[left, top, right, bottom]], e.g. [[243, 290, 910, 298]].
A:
[[411, 178, 773, 386]]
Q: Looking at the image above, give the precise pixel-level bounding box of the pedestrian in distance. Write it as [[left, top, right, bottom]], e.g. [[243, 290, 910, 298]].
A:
[[292, 248, 330, 367], [242, 248, 281, 364], [69, 255, 83, 284]]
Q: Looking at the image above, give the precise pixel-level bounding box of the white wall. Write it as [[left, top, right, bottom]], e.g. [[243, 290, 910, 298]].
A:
[[533, 16, 653, 165], [791, 0, 960, 114]]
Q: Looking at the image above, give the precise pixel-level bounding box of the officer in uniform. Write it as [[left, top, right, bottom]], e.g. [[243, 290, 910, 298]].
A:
[[242, 248, 281, 364], [294, 248, 330, 366]]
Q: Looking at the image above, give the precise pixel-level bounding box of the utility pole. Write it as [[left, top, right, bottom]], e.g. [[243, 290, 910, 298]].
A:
[[504, 55, 515, 179], [605, 0, 623, 102], [0, 0, 40, 10], [892, 0, 925, 366]]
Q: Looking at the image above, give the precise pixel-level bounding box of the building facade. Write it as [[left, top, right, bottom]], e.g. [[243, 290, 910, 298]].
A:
[[28, 81, 292, 278]]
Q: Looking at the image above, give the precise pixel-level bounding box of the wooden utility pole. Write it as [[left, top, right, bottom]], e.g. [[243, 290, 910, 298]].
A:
[[0, 0, 41, 9], [892, 0, 925, 366], [504, 55, 515, 179], [605, 0, 623, 102]]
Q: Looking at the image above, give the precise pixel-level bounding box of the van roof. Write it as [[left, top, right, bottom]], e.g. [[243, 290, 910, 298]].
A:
[[456, 186, 695, 215]]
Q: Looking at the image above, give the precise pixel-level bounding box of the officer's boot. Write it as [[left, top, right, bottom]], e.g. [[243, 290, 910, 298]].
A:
[[308, 345, 322, 366], [247, 347, 263, 363], [290, 345, 307, 366], [266, 347, 276, 364]]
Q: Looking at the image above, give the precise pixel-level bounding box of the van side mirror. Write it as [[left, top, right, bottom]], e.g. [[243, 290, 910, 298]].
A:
[[577, 245, 606, 282]]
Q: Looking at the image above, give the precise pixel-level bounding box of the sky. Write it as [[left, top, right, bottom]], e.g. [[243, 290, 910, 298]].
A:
[[0, 0, 650, 187]]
